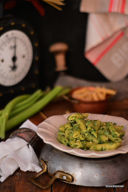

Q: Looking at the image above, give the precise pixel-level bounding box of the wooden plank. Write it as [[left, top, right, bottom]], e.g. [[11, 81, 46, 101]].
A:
[[115, 181, 128, 192], [52, 180, 114, 192], [0, 170, 51, 192]]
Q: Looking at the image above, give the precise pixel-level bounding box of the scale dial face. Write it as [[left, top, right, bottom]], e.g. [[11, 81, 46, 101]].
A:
[[0, 29, 33, 86]]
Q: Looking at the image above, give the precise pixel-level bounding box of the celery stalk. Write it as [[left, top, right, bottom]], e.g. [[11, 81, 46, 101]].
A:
[[10, 89, 45, 118], [6, 86, 63, 131], [55, 87, 71, 98], [0, 95, 29, 139], [15, 89, 43, 108]]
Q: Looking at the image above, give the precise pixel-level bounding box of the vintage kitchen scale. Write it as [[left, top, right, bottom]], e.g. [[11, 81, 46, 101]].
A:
[[0, 0, 40, 106]]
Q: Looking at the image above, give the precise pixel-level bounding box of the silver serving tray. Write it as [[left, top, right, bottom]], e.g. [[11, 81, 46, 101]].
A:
[[39, 144, 128, 187]]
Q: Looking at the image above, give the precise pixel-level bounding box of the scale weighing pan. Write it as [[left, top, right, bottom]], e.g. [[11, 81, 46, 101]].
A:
[[37, 144, 128, 187]]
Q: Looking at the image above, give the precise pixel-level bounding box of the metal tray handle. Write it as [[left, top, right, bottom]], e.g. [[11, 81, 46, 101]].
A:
[[29, 159, 74, 189]]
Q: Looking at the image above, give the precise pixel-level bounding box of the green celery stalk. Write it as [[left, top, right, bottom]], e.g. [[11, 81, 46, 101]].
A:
[[10, 89, 45, 118], [15, 89, 43, 108], [55, 87, 71, 98], [0, 95, 29, 139], [6, 86, 63, 131]]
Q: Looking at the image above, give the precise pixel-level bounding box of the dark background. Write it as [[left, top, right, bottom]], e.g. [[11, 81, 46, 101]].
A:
[[4, 0, 108, 89]]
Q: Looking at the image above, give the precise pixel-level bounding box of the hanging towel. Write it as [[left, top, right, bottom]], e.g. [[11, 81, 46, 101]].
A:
[[80, 0, 128, 81]]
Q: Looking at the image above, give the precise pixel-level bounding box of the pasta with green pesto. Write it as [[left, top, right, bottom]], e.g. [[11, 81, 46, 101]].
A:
[[57, 113, 125, 151]]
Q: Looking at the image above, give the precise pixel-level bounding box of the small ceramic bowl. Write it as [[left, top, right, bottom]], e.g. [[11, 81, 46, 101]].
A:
[[71, 99, 109, 113], [67, 87, 116, 114]]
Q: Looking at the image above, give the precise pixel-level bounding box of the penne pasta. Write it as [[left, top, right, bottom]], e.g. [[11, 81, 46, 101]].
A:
[[57, 113, 124, 151]]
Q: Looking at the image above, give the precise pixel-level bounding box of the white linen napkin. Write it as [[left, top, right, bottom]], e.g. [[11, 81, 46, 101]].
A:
[[0, 120, 41, 182]]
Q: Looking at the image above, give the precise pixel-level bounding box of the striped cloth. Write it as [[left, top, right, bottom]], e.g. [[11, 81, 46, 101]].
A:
[[80, 0, 128, 81]]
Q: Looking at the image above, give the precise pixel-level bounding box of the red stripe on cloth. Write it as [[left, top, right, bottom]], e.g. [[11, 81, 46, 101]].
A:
[[121, 0, 126, 13], [109, 0, 114, 12], [93, 32, 124, 65]]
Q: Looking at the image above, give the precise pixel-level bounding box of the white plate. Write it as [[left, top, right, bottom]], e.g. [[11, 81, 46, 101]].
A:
[[37, 113, 128, 158]]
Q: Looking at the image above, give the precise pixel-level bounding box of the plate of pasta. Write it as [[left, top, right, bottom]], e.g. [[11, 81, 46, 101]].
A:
[[37, 113, 128, 158]]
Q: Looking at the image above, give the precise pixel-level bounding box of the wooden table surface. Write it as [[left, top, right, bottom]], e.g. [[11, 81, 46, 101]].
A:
[[1, 98, 128, 192]]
